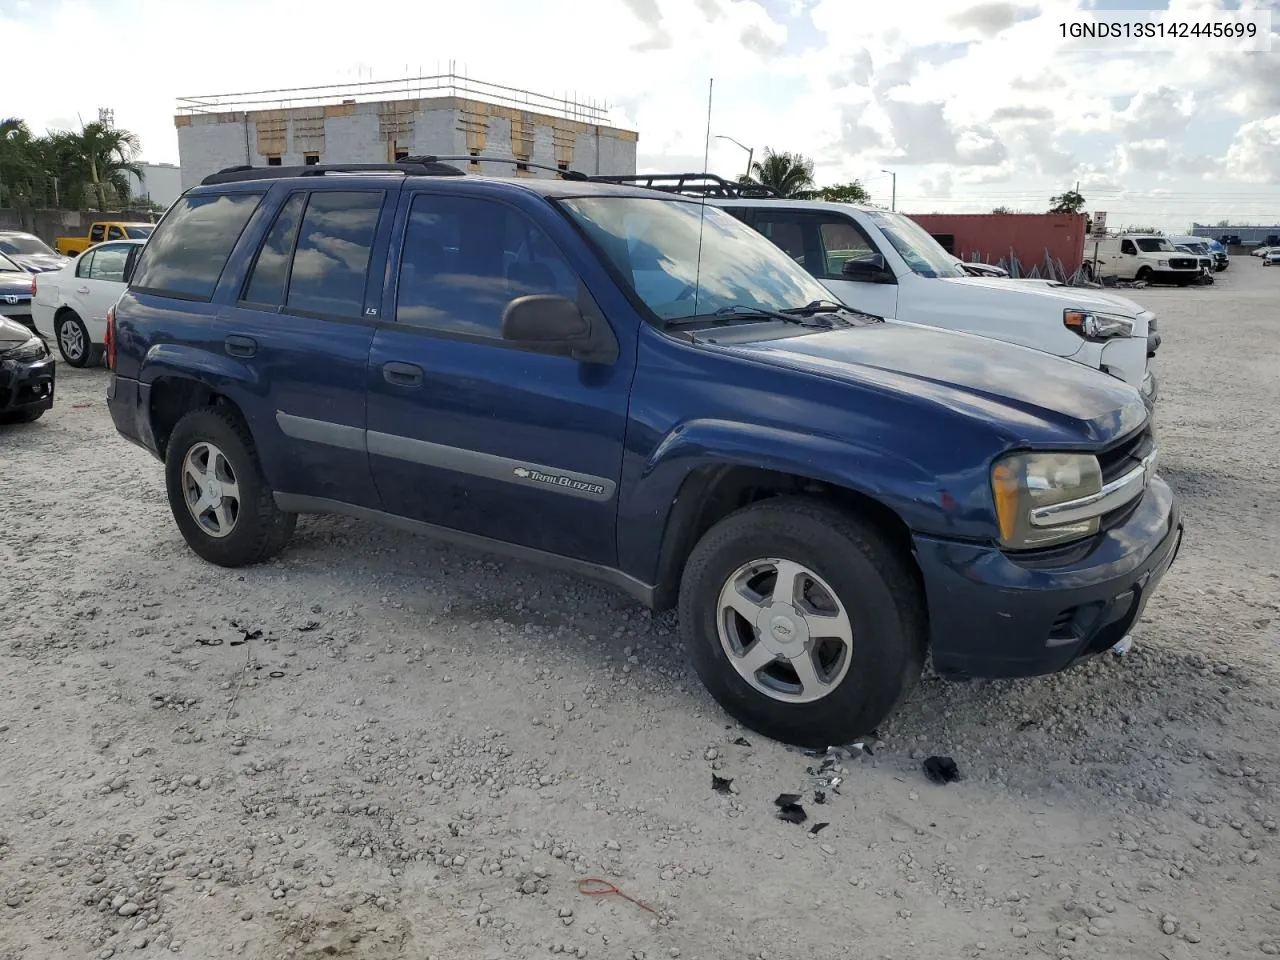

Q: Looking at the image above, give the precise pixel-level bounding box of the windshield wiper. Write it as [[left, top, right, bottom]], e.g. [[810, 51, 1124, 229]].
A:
[[665, 304, 835, 330], [782, 299, 883, 324]]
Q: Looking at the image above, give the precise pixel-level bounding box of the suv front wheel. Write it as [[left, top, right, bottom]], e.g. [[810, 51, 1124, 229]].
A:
[[679, 497, 927, 747], [164, 406, 297, 567]]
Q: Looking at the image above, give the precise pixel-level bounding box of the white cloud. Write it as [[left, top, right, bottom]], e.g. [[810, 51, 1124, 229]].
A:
[[1225, 116, 1280, 183]]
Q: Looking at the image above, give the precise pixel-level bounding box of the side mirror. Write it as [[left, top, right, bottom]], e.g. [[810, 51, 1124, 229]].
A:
[[841, 253, 891, 280], [501, 294, 618, 365]]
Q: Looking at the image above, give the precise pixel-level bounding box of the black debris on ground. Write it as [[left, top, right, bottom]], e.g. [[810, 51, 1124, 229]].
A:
[[809, 822, 829, 835], [777, 803, 807, 825], [711, 774, 734, 794], [923, 755, 960, 785]]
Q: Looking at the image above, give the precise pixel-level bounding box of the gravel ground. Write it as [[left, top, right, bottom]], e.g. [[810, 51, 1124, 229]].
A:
[[2, 259, 1278, 960]]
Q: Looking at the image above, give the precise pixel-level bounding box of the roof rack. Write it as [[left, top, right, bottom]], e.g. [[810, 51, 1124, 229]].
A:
[[407, 155, 590, 181], [200, 159, 466, 186], [585, 173, 781, 199]]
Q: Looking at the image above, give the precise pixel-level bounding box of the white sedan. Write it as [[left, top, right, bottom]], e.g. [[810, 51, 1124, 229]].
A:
[[1264, 249, 1280, 266], [32, 239, 145, 367]]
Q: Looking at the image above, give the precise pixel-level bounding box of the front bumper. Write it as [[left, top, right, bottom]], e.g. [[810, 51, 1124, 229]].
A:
[[0, 350, 55, 416], [915, 477, 1182, 679]]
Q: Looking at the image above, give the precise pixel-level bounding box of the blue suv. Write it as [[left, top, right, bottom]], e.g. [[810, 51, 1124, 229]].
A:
[[106, 159, 1183, 746]]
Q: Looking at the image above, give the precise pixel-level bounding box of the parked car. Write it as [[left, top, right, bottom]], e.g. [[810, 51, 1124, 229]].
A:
[[105, 160, 1183, 746], [1264, 249, 1280, 266], [593, 177, 1160, 403], [1253, 245, 1277, 258], [1171, 244, 1215, 280], [0, 313, 55, 423], [1169, 235, 1228, 271], [0, 230, 68, 273], [54, 221, 155, 257], [1082, 234, 1201, 286], [32, 239, 145, 367], [0, 251, 36, 331]]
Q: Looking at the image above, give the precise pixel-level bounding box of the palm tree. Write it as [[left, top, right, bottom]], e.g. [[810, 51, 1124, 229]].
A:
[[0, 118, 41, 207], [63, 122, 142, 210], [746, 148, 816, 198]]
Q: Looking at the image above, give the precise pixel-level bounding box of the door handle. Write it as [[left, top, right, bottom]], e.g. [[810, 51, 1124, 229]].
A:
[[76, 286, 90, 295], [225, 335, 257, 358], [382, 361, 423, 386]]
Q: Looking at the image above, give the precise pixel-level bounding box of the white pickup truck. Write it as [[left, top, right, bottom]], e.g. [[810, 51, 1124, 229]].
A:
[[715, 198, 1159, 403]]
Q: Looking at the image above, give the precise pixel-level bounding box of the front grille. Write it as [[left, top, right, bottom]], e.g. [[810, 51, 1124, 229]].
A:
[[1169, 257, 1196, 270], [1097, 423, 1153, 485]]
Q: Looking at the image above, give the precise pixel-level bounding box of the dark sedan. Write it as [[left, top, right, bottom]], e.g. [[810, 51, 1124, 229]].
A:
[[0, 230, 68, 273], [0, 314, 54, 423], [0, 251, 36, 330]]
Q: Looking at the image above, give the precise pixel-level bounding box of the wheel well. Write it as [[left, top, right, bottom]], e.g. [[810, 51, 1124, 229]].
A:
[[53, 306, 78, 325], [651, 465, 919, 610], [149, 377, 244, 458]]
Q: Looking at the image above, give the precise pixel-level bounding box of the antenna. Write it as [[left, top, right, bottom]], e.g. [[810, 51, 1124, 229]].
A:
[[691, 78, 714, 318]]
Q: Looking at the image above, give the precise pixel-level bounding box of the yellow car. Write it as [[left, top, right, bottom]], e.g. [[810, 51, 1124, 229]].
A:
[[54, 221, 154, 256]]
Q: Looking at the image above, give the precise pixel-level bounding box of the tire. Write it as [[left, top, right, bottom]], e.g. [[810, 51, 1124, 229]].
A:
[[54, 312, 99, 367], [678, 496, 927, 747], [164, 405, 297, 567], [1135, 266, 1153, 283]]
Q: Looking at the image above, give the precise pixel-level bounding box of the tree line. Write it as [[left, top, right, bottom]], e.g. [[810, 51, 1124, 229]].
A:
[[0, 118, 148, 212]]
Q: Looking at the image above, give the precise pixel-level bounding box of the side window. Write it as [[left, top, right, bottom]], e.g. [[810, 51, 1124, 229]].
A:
[[1121, 240, 1137, 255], [107, 226, 125, 240], [87, 244, 130, 282], [724, 207, 752, 225], [89, 224, 105, 243], [241, 193, 306, 306], [284, 191, 384, 318], [817, 219, 876, 277], [131, 193, 263, 300], [76, 249, 96, 278], [754, 216, 807, 265], [396, 194, 581, 338]]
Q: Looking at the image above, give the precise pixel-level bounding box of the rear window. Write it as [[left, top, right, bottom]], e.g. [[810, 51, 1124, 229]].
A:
[[131, 193, 263, 300], [125, 226, 154, 239]]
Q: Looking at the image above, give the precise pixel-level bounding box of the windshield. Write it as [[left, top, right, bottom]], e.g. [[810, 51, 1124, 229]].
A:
[[559, 196, 834, 321], [0, 233, 56, 256], [1135, 237, 1175, 253], [126, 226, 154, 239], [863, 210, 964, 278]]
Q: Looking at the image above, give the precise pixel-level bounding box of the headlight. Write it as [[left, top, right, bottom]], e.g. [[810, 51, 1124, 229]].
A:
[[991, 452, 1103, 549], [2, 335, 47, 362], [1157, 259, 1169, 267], [1063, 309, 1135, 341]]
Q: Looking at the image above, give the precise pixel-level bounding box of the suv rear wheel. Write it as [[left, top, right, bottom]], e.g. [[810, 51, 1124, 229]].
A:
[[164, 406, 297, 567], [678, 497, 926, 747]]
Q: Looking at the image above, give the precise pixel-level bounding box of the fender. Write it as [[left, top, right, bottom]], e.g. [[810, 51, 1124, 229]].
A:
[[617, 417, 980, 597], [137, 344, 263, 452]]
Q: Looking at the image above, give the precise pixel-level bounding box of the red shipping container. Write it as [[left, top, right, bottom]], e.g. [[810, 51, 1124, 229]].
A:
[[906, 213, 1088, 275]]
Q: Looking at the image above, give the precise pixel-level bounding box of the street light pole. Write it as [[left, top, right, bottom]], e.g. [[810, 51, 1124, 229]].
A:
[[715, 135, 754, 179], [881, 169, 896, 211]]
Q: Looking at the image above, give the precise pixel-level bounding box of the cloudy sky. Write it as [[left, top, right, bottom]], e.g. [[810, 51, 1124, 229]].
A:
[[2, 0, 1278, 231]]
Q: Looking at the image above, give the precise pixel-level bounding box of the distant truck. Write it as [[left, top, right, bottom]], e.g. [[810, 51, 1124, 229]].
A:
[[54, 221, 154, 256]]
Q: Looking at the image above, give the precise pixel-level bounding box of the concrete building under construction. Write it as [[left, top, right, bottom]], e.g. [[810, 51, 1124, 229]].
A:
[[173, 73, 638, 189]]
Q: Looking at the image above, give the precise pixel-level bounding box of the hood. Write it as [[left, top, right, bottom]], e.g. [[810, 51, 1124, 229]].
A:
[[713, 321, 1149, 447], [940, 275, 1147, 316], [0, 314, 36, 345], [0, 273, 35, 295], [13, 253, 68, 273]]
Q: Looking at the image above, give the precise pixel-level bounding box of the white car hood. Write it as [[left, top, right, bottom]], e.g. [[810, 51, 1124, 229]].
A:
[[939, 275, 1147, 317]]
